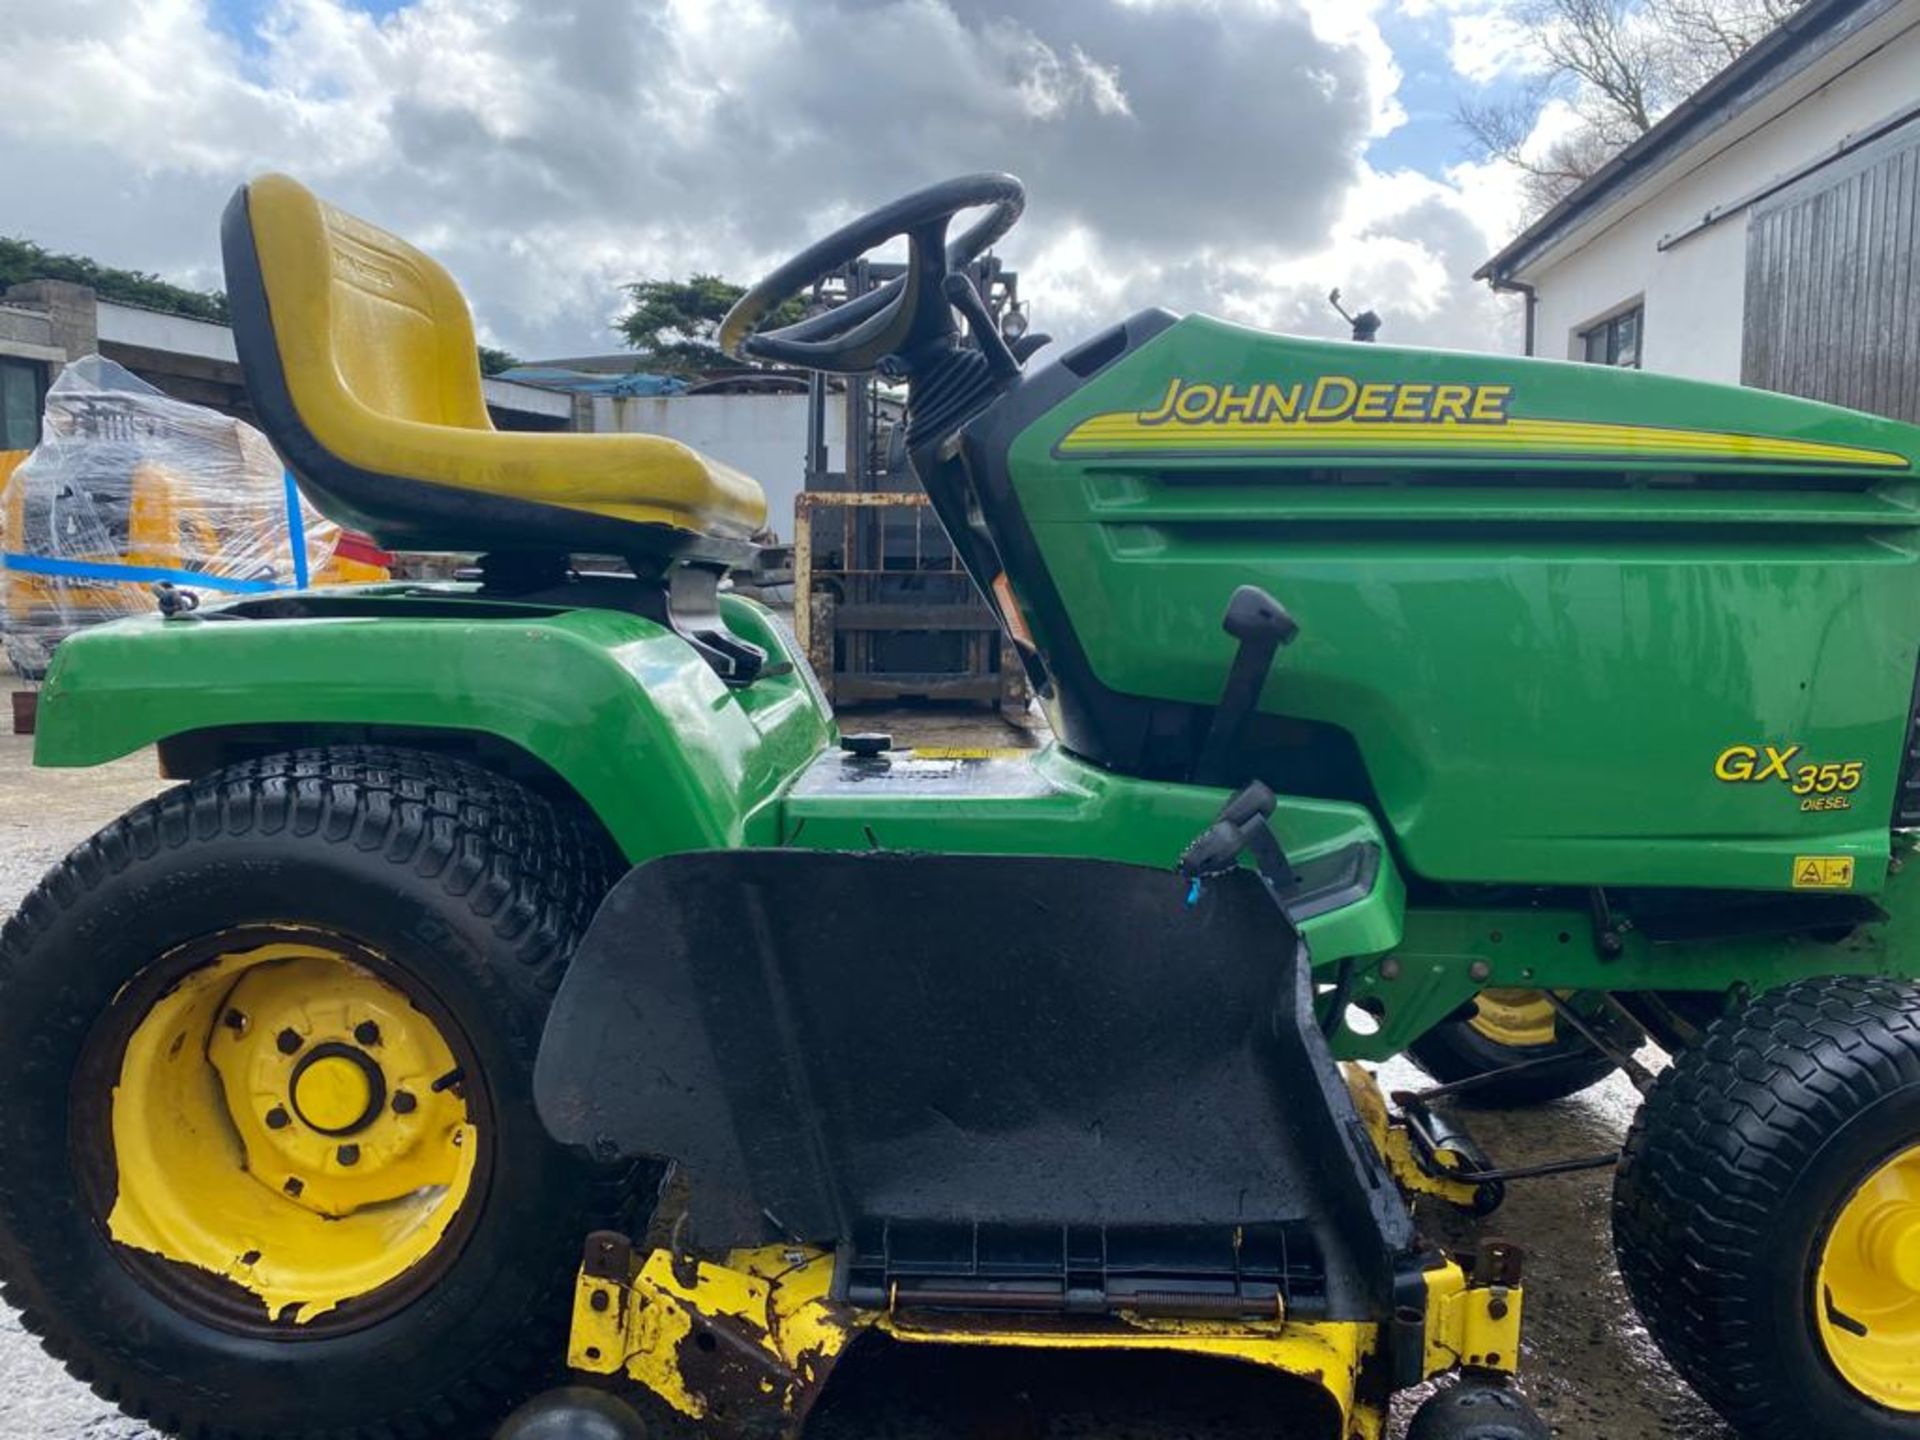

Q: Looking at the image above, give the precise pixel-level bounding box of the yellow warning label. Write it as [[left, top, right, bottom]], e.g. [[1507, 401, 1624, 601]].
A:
[[1792, 855, 1856, 890], [910, 747, 1032, 761]]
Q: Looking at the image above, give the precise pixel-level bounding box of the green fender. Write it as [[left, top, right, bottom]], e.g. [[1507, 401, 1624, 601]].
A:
[[31, 593, 834, 862], [33, 587, 1406, 972]]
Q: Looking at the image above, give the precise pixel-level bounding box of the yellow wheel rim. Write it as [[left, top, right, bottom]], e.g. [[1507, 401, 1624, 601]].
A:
[[1467, 989, 1561, 1050], [1816, 1144, 1920, 1411], [101, 936, 480, 1326]]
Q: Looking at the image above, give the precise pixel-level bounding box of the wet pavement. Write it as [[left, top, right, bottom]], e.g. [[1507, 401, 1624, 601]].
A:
[[0, 686, 1733, 1439]]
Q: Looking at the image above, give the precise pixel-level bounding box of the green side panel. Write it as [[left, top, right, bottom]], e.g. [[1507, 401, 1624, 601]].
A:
[[1010, 316, 1920, 894], [780, 745, 1405, 964], [1336, 857, 1920, 1060], [32, 592, 833, 862]]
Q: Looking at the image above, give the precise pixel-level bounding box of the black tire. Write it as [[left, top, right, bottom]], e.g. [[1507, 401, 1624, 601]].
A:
[[1613, 976, 1920, 1440], [1406, 1380, 1550, 1440], [0, 746, 638, 1440], [1407, 992, 1636, 1108]]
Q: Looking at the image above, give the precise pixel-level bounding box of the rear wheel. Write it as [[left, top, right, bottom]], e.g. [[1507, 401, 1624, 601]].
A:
[[1614, 976, 1920, 1439], [1407, 989, 1634, 1107], [0, 746, 635, 1440]]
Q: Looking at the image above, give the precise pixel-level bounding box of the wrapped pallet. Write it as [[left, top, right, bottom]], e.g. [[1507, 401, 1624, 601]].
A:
[[0, 355, 386, 679]]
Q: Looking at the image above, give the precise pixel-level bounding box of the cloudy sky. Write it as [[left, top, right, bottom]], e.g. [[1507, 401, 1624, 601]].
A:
[[0, 0, 1546, 361]]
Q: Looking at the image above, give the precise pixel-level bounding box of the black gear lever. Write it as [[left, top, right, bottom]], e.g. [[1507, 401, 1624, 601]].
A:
[[1193, 586, 1299, 787]]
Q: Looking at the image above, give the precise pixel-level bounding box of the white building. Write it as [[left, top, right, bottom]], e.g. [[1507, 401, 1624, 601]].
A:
[[1476, 0, 1920, 422], [514, 359, 884, 545], [590, 388, 870, 546]]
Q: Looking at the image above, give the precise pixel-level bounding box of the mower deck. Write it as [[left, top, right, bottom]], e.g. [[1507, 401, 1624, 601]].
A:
[[562, 1233, 1522, 1440], [534, 850, 1523, 1438]]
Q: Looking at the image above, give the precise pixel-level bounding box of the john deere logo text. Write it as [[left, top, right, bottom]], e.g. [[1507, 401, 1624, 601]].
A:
[[1139, 376, 1514, 428], [1056, 375, 1912, 470]]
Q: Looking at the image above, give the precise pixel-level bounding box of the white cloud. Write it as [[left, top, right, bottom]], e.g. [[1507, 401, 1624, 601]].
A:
[[1299, 0, 1408, 140], [0, 0, 1522, 358], [1446, 5, 1541, 86], [995, 149, 1526, 359]]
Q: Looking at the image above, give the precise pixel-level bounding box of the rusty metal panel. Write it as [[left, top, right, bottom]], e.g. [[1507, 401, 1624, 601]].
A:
[[1743, 122, 1920, 422]]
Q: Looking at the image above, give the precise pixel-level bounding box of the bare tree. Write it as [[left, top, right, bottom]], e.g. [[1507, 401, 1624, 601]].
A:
[[1458, 0, 1804, 218], [1654, 0, 1803, 71]]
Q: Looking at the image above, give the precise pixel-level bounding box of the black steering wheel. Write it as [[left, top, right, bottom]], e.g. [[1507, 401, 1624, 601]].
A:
[[719, 173, 1025, 375]]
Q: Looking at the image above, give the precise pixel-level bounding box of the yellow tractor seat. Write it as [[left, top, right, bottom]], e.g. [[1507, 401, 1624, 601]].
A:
[[221, 174, 767, 562]]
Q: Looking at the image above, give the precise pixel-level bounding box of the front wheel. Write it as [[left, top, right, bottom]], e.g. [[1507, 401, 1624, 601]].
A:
[[1407, 989, 1635, 1107], [1614, 976, 1920, 1439], [0, 747, 636, 1440]]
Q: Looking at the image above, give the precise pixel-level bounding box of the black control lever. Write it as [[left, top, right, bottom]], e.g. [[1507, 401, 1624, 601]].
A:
[[1193, 586, 1299, 787], [1010, 332, 1052, 364], [1177, 780, 1298, 920], [941, 273, 1021, 380], [1178, 779, 1325, 1025]]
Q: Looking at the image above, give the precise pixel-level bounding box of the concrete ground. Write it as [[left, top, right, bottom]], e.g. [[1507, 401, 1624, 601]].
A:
[[0, 682, 1733, 1440]]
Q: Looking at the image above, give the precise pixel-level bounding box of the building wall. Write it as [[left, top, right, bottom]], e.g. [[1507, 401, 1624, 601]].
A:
[[0, 302, 59, 359], [1524, 18, 1920, 383], [4, 281, 94, 362], [593, 392, 850, 543]]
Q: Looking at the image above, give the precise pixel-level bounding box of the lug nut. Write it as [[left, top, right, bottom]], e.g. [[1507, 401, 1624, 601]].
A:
[[391, 1091, 417, 1115], [276, 1028, 303, 1055], [222, 1009, 248, 1035], [265, 1106, 291, 1131], [283, 1176, 304, 1197], [353, 1020, 381, 1047], [337, 1144, 361, 1167]]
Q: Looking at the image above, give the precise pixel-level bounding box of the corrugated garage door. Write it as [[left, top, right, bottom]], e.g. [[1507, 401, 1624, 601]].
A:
[[1743, 122, 1920, 423]]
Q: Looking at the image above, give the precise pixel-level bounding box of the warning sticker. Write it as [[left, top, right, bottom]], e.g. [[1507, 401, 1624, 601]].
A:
[[910, 747, 1033, 761], [1792, 855, 1856, 890]]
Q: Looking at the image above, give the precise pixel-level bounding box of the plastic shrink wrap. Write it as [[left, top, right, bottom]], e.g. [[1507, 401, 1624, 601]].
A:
[[1, 355, 387, 679]]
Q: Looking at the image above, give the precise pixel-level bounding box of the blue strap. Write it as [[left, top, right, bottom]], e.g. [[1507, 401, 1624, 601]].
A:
[[0, 552, 280, 594], [283, 470, 310, 589]]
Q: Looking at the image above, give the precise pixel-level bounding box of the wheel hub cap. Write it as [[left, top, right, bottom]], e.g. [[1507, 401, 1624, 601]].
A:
[[288, 1047, 384, 1136], [1816, 1143, 1920, 1412]]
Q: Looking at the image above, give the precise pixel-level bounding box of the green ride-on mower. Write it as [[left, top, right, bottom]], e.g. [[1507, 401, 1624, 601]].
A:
[[3, 170, 1920, 1440]]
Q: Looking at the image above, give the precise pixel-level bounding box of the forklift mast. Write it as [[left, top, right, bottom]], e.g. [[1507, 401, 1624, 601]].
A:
[[795, 256, 1030, 714]]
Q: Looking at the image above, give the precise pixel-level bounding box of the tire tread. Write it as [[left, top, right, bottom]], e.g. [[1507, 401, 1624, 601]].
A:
[[0, 745, 624, 1440], [1613, 975, 1920, 1440]]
